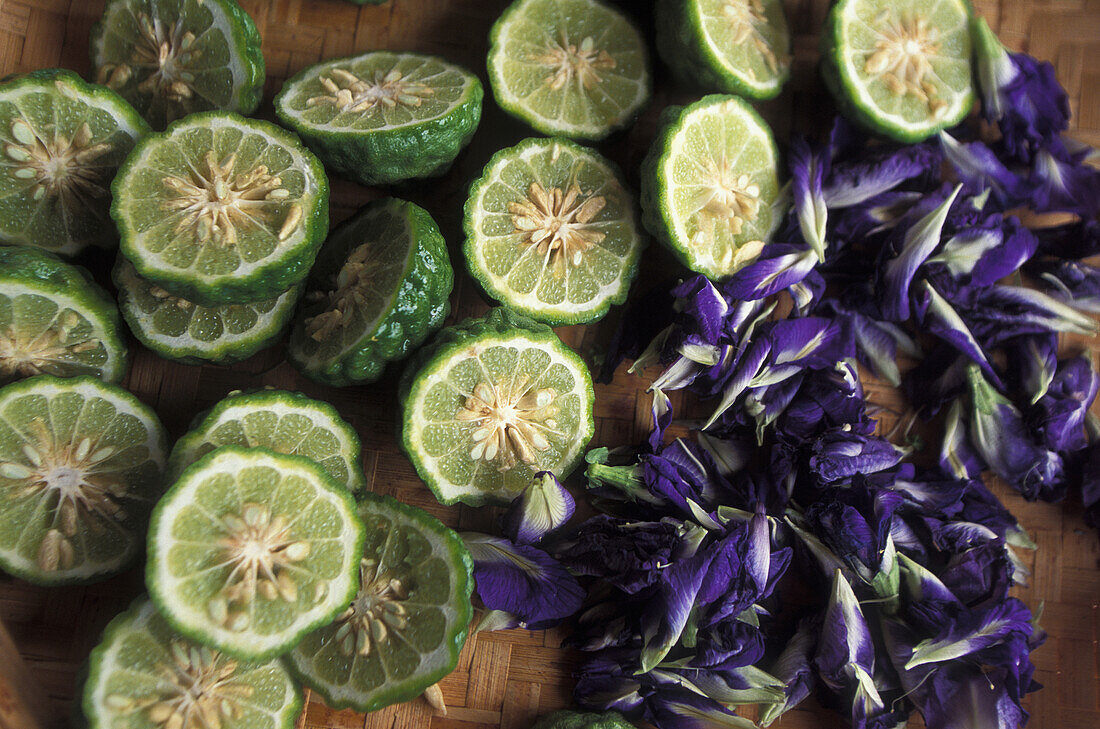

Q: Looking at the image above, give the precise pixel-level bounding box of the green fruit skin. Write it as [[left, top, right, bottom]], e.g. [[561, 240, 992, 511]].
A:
[[0, 246, 129, 384], [112, 111, 330, 307], [654, 0, 789, 100], [289, 198, 453, 387], [531, 710, 636, 729], [275, 56, 483, 186], [399, 306, 596, 507], [285, 490, 473, 713]]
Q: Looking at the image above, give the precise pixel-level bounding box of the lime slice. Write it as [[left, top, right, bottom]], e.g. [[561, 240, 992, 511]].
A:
[[112, 112, 330, 307], [488, 0, 651, 141], [275, 51, 483, 186], [400, 307, 594, 506], [112, 257, 299, 366], [90, 0, 265, 130], [0, 69, 149, 256], [82, 597, 303, 729], [288, 197, 453, 388], [0, 247, 127, 384], [147, 446, 365, 660], [655, 0, 791, 99], [168, 389, 367, 493], [0, 375, 168, 585], [287, 491, 473, 713], [822, 0, 974, 142], [640, 94, 781, 279], [463, 138, 644, 325]]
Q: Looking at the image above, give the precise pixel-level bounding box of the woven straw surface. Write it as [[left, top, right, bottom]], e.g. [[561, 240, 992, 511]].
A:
[[0, 1, 1097, 728]]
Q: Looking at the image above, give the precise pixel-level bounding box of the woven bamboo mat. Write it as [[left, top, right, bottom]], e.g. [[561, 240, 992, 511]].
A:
[[0, 1, 1097, 728]]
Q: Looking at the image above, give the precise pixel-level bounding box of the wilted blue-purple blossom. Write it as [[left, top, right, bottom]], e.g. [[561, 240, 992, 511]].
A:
[[938, 132, 1030, 208], [558, 515, 683, 594], [1031, 355, 1098, 453], [790, 136, 829, 261], [502, 471, 575, 545], [1030, 257, 1100, 313], [1029, 141, 1100, 218]]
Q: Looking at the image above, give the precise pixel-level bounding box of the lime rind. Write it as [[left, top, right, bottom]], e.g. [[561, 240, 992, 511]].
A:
[[463, 137, 645, 325], [167, 389, 367, 492]]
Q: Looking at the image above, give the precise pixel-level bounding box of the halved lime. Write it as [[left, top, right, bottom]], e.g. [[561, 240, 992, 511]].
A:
[[82, 596, 302, 729], [90, 0, 265, 130], [168, 389, 367, 493], [488, 0, 651, 141], [147, 446, 364, 660], [822, 0, 974, 143], [640, 94, 781, 279], [286, 491, 473, 713], [275, 51, 483, 186], [112, 257, 299, 366], [400, 307, 594, 506], [0, 375, 168, 585], [0, 69, 149, 256], [464, 138, 644, 325], [288, 197, 453, 388], [112, 112, 329, 307], [655, 0, 791, 99], [0, 247, 127, 384]]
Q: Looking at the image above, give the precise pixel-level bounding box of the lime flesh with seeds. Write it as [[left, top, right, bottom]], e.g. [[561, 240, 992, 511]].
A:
[[82, 597, 303, 729], [91, 0, 265, 130], [147, 446, 365, 661], [464, 137, 645, 326], [113, 257, 300, 366], [640, 94, 781, 280], [287, 491, 473, 713], [275, 51, 483, 186], [0, 69, 149, 256], [400, 307, 595, 507], [288, 197, 453, 388], [1, 247, 128, 385], [0, 374, 168, 585], [822, 0, 974, 143], [112, 111, 330, 307], [168, 389, 367, 493], [488, 0, 651, 141]]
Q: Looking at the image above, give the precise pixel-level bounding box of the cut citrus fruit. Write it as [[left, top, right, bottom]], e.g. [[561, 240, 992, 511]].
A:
[[488, 0, 651, 141], [82, 596, 302, 729], [655, 0, 791, 99], [112, 256, 299, 366], [0, 69, 149, 256], [822, 0, 974, 142], [1, 247, 128, 384], [464, 138, 644, 326], [90, 0, 265, 130], [286, 491, 473, 713], [401, 307, 594, 506], [0, 374, 168, 585], [275, 51, 483, 186], [640, 94, 781, 279], [112, 111, 329, 307], [168, 389, 367, 493], [147, 446, 365, 660], [288, 197, 453, 387]]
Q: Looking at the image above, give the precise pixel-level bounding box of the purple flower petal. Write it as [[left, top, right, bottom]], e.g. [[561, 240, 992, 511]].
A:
[[558, 515, 683, 594], [790, 137, 829, 260], [640, 547, 713, 672], [502, 471, 576, 545], [823, 143, 941, 208], [939, 400, 984, 479], [672, 275, 729, 345], [916, 280, 1003, 388], [1029, 142, 1100, 217], [815, 569, 884, 713], [925, 214, 1038, 288], [906, 598, 1034, 669], [1031, 257, 1100, 313], [1031, 355, 1098, 453], [759, 617, 817, 726], [938, 132, 1030, 208], [721, 244, 819, 301], [644, 686, 757, 729], [809, 430, 903, 483]]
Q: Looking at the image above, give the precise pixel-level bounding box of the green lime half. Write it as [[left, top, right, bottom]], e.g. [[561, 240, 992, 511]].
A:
[[147, 446, 365, 661], [0, 69, 149, 256], [288, 197, 453, 388], [655, 0, 791, 99], [0, 375, 168, 585], [168, 389, 367, 493], [112, 111, 329, 307], [400, 307, 594, 506], [287, 491, 473, 713], [275, 51, 483, 186], [640, 94, 780, 279], [82, 596, 302, 729], [113, 257, 299, 366], [822, 0, 974, 142], [464, 138, 644, 325], [91, 0, 265, 130], [488, 0, 651, 141], [0, 247, 127, 384]]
